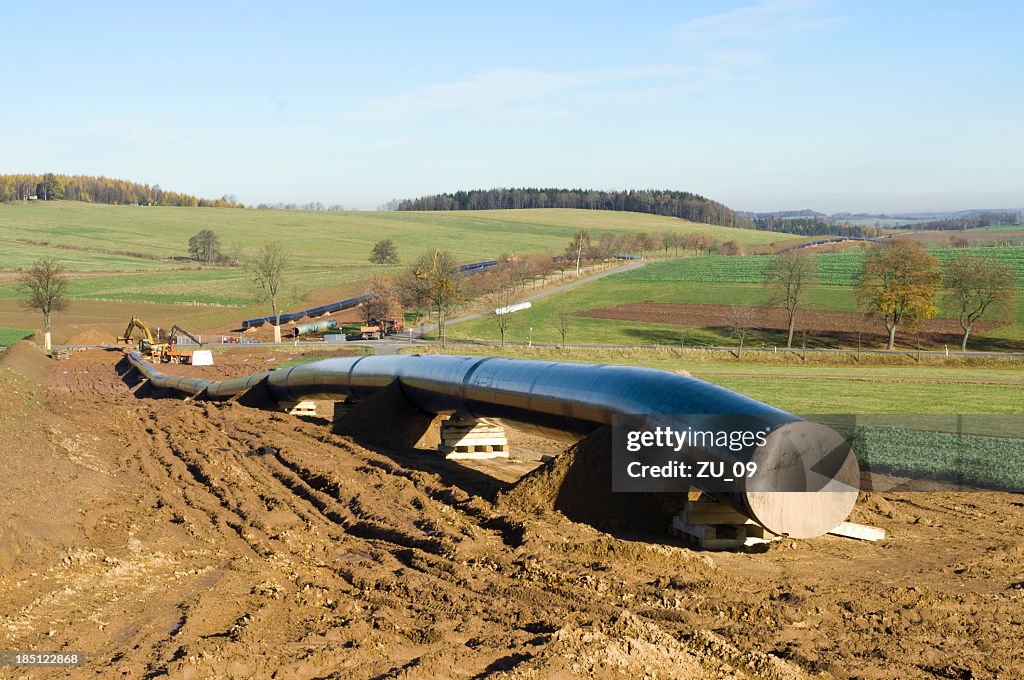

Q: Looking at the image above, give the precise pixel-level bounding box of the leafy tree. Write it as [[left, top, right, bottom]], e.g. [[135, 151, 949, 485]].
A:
[[943, 254, 1018, 350], [39, 173, 64, 200], [250, 243, 289, 343], [764, 250, 817, 348], [397, 249, 463, 346], [19, 257, 69, 351], [856, 239, 941, 350], [369, 239, 400, 265], [188, 229, 222, 263]]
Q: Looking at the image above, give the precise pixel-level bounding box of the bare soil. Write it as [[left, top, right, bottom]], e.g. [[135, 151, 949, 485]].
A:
[[580, 302, 1004, 349], [0, 343, 1021, 678]]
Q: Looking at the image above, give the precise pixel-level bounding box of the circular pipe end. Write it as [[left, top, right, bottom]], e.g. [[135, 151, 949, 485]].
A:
[[744, 420, 860, 538]]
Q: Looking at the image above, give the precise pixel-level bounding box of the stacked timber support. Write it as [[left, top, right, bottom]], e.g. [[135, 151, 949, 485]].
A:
[[440, 418, 509, 460], [670, 496, 780, 550], [280, 400, 317, 417]]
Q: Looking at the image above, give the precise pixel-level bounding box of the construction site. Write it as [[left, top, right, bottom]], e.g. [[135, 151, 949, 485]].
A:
[[0, 337, 1021, 679]]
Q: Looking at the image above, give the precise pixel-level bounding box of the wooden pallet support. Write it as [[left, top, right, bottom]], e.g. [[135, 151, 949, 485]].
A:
[[280, 400, 317, 417], [669, 497, 780, 550], [439, 417, 509, 460]]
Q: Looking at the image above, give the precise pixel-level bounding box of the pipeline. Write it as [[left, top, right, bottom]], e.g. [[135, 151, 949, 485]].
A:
[[240, 260, 499, 330], [291, 319, 338, 338], [127, 352, 859, 537]]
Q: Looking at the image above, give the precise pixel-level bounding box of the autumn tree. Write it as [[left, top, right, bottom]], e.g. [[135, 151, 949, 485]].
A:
[[188, 229, 222, 263], [718, 240, 743, 256], [397, 249, 463, 346], [363, 276, 401, 324], [250, 243, 289, 343], [943, 254, 1019, 350], [19, 257, 69, 351], [369, 239, 400, 265], [856, 239, 941, 350], [764, 250, 817, 348]]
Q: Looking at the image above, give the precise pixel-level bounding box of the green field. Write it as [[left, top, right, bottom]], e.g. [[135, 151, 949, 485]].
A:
[[0, 202, 796, 310], [410, 345, 1024, 414], [0, 201, 788, 273], [0, 328, 33, 347], [447, 248, 1024, 348], [622, 247, 1024, 287]]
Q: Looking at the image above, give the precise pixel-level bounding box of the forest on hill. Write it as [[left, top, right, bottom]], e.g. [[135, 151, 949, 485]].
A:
[[396, 188, 747, 227], [0, 173, 241, 208]]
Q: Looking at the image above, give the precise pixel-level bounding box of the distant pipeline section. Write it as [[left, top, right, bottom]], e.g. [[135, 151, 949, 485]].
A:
[[240, 259, 498, 330], [127, 352, 859, 538]]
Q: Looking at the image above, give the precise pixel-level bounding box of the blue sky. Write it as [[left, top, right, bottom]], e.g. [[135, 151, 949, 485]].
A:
[[3, 1, 1021, 213]]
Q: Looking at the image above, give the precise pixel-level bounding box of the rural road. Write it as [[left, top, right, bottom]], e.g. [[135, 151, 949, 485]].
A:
[[413, 259, 646, 342]]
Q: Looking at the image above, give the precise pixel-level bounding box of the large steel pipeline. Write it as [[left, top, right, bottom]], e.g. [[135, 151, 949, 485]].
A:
[[127, 352, 859, 537]]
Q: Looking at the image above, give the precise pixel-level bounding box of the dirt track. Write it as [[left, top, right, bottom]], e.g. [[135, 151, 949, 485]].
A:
[[1, 344, 1022, 678]]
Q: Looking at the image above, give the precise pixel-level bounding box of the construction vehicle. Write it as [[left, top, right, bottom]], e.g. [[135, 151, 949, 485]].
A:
[[118, 316, 167, 355], [342, 323, 384, 340], [341, 318, 405, 341], [162, 325, 204, 364]]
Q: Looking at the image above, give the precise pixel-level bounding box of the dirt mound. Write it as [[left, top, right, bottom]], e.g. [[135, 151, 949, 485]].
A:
[[3, 348, 1024, 678], [64, 325, 119, 346], [0, 340, 53, 384], [498, 427, 684, 534]]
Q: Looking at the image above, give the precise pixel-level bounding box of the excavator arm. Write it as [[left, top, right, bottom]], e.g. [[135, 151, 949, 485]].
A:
[[168, 325, 202, 347], [120, 316, 155, 345]]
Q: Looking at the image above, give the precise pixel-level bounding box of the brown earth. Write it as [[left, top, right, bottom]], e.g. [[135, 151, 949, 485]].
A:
[[580, 302, 1004, 348], [0, 343, 1022, 678]]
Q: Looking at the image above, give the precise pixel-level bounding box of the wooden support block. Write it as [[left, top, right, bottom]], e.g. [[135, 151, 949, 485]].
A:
[[440, 418, 509, 460], [280, 400, 317, 417], [828, 521, 886, 542]]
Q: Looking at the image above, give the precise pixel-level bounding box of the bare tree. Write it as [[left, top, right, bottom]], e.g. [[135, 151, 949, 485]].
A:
[[943, 254, 1018, 350], [486, 272, 520, 347], [727, 305, 755, 357], [19, 257, 69, 351], [764, 250, 817, 348], [250, 243, 289, 343], [397, 249, 463, 346], [556, 305, 572, 349], [566, 229, 591, 276]]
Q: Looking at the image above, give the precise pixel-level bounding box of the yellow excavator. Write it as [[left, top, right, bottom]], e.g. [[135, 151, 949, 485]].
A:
[[118, 316, 166, 355]]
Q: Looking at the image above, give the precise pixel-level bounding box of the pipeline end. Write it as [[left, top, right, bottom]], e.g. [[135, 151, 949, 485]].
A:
[[744, 420, 860, 538]]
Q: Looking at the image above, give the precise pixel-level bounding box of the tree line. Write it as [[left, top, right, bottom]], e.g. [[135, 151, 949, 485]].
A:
[[0, 173, 242, 207], [891, 211, 1023, 231], [752, 216, 882, 238], [396, 188, 745, 227]]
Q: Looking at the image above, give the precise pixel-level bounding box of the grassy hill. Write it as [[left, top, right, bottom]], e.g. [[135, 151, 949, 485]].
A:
[[0, 201, 788, 271], [0, 202, 794, 309]]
